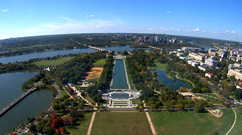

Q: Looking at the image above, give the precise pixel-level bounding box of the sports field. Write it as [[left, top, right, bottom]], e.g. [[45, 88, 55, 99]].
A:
[[91, 112, 152, 135], [34, 57, 73, 66], [150, 109, 234, 135], [85, 67, 103, 80]]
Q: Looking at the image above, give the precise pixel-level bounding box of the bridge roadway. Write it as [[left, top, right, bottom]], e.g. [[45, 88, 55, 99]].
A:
[[148, 46, 162, 50], [88, 45, 111, 53], [0, 81, 42, 117]]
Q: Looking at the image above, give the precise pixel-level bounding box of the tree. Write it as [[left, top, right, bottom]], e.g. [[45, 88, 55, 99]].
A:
[[64, 118, 70, 126], [29, 123, 37, 133], [60, 127, 67, 134], [55, 129, 61, 135], [70, 118, 76, 125], [51, 113, 58, 120]]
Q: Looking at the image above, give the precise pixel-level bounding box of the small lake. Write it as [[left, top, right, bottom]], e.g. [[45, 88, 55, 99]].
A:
[[0, 72, 53, 134], [150, 69, 191, 90], [188, 41, 214, 51]]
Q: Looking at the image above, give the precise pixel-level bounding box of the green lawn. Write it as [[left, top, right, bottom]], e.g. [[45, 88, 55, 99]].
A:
[[91, 112, 152, 135], [150, 109, 234, 135], [85, 95, 96, 105], [124, 59, 135, 89], [154, 61, 168, 70], [66, 112, 93, 135], [34, 57, 73, 66], [230, 109, 242, 135], [86, 78, 99, 82], [94, 59, 107, 66], [132, 99, 142, 105], [60, 89, 68, 98]]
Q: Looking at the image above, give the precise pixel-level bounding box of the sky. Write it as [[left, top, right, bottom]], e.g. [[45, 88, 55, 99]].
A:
[[0, 0, 242, 42]]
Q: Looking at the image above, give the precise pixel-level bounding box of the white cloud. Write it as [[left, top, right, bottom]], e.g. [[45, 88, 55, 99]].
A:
[[176, 29, 180, 31], [86, 14, 94, 17], [2, 9, 8, 12], [231, 31, 237, 34], [148, 27, 154, 30], [166, 11, 171, 14], [193, 28, 200, 32]]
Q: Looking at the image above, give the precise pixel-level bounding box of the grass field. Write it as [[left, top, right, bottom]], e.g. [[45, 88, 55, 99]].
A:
[[91, 112, 152, 135], [66, 112, 93, 135], [154, 61, 168, 70], [230, 109, 242, 135], [94, 59, 107, 66], [86, 78, 99, 82], [150, 109, 234, 135], [34, 57, 73, 66]]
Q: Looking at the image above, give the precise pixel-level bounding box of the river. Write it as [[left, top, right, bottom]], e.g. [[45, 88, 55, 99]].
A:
[[0, 45, 149, 64], [188, 41, 214, 51], [150, 69, 191, 90], [0, 72, 53, 134]]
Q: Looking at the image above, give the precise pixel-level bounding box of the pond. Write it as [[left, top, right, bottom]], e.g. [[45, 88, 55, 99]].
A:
[[111, 59, 129, 89], [110, 93, 132, 99], [150, 69, 192, 90]]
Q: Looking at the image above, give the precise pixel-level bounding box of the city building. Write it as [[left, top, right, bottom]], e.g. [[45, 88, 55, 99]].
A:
[[189, 52, 204, 61], [208, 49, 217, 56], [205, 73, 213, 78], [205, 58, 218, 67], [227, 69, 242, 80]]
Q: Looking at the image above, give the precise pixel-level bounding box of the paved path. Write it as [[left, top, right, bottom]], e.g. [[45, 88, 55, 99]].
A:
[[194, 93, 221, 100], [87, 112, 96, 135], [225, 107, 237, 135], [145, 112, 157, 135]]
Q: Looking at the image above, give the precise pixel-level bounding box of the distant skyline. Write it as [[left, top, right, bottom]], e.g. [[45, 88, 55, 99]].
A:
[[0, 0, 242, 42]]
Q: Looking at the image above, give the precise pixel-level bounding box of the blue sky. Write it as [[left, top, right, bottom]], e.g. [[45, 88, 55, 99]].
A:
[[0, 0, 242, 42]]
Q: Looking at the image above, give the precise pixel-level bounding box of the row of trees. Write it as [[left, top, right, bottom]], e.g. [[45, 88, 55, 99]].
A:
[[22, 72, 45, 90], [0, 61, 37, 74]]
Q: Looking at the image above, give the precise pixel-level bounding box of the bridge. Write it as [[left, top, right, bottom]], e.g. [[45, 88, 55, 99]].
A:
[[148, 46, 162, 50], [0, 81, 42, 117], [88, 45, 111, 53]]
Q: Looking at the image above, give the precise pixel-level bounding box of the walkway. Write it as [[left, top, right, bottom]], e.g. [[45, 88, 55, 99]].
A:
[[87, 112, 96, 135], [145, 112, 157, 135], [225, 107, 237, 135], [0, 81, 42, 117], [73, 86, 95, 107]]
